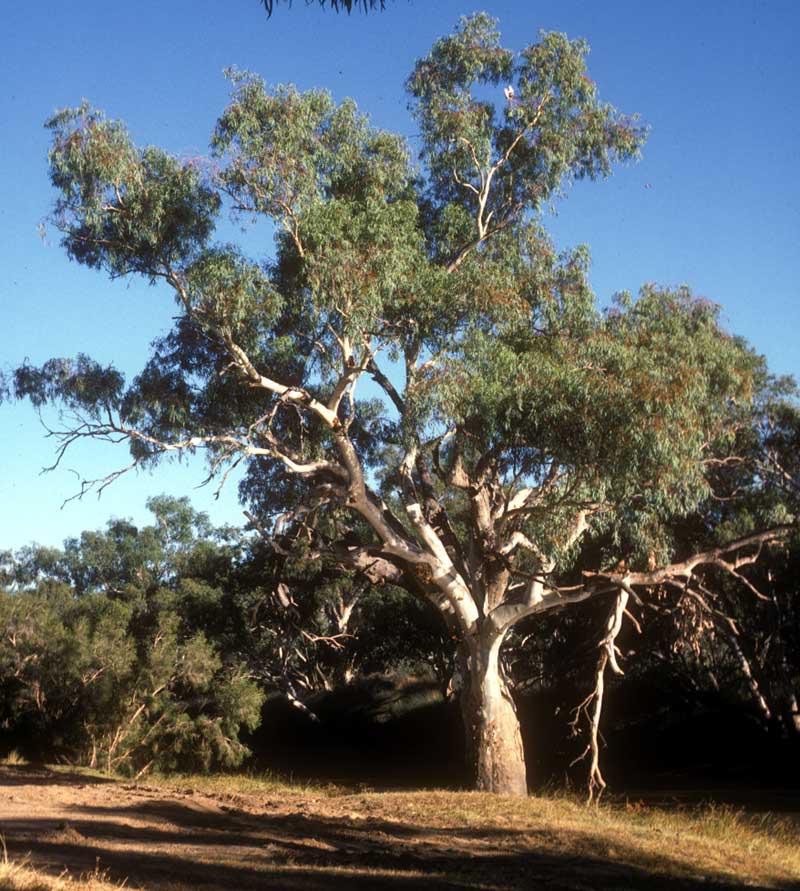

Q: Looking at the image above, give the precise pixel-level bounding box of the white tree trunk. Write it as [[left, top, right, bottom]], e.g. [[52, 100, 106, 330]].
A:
[[787, 693, 800, 735], [460, 631, 528, 796]]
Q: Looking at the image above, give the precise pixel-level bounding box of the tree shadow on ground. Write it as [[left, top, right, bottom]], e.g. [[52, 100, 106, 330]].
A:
[[1, 793, 792, 891]]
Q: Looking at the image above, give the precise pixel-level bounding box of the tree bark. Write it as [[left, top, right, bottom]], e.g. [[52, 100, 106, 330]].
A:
[[459, 629, 528, 796]]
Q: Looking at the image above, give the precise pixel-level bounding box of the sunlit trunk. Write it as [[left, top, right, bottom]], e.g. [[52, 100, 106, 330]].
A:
[[785, 691, 800, 735], [459, 627, 527, 796]]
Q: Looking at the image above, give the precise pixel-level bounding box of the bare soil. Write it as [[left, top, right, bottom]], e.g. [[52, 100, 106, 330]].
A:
[[0, 765, 795, 891]]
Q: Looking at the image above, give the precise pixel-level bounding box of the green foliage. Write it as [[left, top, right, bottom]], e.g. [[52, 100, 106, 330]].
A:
[[182, 247, 279, 339], [212, 71, 412, 258], [11, 20, 653, 533], [0, 495, 451, 771], [645, 392, 800, 735], [11, 14, 786, 599], [46, 103, 219, 281], [13, 355, 124, 417], [10, 15, 790, 599], [0, 498, 263, 774], [407, 15, 645, 259]]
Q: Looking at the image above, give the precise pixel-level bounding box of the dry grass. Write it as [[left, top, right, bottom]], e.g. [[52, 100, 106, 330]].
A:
[[332, 789, 799, 887], [1, 751, 28, 768], [0, 843, 124, 891], [2, 766, 798, 890], [139, 767, 342, 797], [0, 863, 124, 891], [112, 772, 800, 887]]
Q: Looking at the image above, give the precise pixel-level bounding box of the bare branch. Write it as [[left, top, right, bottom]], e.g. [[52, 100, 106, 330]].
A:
[[583, 527, 791, 597], [570, 588, 630, 802]]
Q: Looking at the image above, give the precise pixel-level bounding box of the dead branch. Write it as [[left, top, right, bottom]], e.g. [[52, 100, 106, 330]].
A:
[[570, 588, 631, 803]]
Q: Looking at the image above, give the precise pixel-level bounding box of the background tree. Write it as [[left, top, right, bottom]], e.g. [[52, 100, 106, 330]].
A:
[[0, 498, 263, 775], [0, 496, 449, 771], [226, 530, 453, 716], [614, 389, 800, 744], [5, 15, 793, 795]]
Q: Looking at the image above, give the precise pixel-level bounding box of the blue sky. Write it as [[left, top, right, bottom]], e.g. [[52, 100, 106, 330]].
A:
[[2, 0, 798, 550]]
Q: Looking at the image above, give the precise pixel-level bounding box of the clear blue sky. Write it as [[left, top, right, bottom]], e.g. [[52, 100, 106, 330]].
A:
[[2, 0, 798, 550]]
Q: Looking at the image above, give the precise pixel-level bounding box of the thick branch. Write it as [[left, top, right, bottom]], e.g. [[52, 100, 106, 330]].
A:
[[491, 525, 790, 636], [584, 527, 792, 593], [224, 336, 339, 428]]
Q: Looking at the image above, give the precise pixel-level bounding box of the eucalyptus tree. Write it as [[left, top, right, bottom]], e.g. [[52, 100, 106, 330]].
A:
[[9, 15, 791, 794]]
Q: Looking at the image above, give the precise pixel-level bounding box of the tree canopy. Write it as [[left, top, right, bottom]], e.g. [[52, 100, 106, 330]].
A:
[[4, 14, 795, 795]]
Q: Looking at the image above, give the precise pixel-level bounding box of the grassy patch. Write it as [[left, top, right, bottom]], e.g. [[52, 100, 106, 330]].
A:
[[290, 788, 800, 887], [137, 767, 344, 797], [137, 777, 800, 886], [2, 766, 798, 890], [1, 751, 28, 767], [0, 848, 124, 891]]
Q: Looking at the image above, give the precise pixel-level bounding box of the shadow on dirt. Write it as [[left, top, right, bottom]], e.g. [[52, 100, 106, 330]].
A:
[[0, 784, 793, 891]]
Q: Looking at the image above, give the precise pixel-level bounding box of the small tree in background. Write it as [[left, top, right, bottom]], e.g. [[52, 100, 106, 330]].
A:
[[5, 15, 793, 794], [0, 498, 264, 775]]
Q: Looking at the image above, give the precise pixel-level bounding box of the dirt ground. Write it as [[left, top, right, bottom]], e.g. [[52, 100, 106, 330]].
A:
[[0, 765, 795, 891]]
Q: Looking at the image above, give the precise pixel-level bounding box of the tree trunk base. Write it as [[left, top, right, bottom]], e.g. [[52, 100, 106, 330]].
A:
[[461, 639, 528, 796]]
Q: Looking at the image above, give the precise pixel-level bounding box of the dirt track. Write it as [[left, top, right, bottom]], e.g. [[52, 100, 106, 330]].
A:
[[0, 765, 792, 890]]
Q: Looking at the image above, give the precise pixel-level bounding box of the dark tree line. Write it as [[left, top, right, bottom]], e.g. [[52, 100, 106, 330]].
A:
[[2, 458, 797, 780], [0, 496, 450, 775]]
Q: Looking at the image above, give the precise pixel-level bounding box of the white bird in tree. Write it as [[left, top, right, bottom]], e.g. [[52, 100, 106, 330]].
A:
[[504, 85, 515, 104]]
